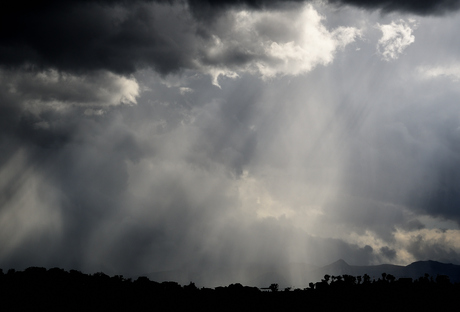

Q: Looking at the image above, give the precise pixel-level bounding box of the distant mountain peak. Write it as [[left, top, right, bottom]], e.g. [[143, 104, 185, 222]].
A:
[[406, 260, 445, 267], [319, 259, 351, 276], [328, 259, 350, 267]]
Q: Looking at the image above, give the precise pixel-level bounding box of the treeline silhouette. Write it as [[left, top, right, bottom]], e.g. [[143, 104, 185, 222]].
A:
[[0, 267, 457, 311]]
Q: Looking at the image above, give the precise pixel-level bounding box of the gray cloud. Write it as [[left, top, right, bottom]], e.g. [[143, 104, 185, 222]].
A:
[[2, 0, 460, 286], [1, 2, 199, 75], [2, 0, 458, 78], [407, 234, 460, 263], [188, 0, 460, 16], [380, 246, 397, 260], [329, 0, 460, 15]]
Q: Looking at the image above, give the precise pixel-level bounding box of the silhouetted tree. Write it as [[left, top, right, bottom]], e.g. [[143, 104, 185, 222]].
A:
[[386, 274, 395, 283], [343, 274, 356, 286], [134, 276, 151, 286], [363, 274, 371, 284], [2, 266, 460, 311], [184, 281, 198, 292], [436, 274, 450, 286], [269, 283, 279, 292]]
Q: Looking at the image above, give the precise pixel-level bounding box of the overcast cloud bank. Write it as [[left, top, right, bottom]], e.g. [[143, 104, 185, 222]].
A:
[[1, 0, 460, 286]]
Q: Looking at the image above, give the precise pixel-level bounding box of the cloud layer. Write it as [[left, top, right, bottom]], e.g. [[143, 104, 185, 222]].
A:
[[1, 1, 460, 287], [2, 0, 459, 75]]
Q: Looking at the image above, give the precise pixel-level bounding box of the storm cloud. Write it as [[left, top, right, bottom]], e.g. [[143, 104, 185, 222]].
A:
[[1, 0, 460, 287], [2, 0, 460, 75], [189, 0, 460, 16]]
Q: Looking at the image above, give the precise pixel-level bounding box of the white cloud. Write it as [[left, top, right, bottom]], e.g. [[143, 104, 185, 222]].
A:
[[376, 19, 416, 61], [0, 69, 139, 114], [205, 67, 240, 88], [418, 64, 460, 81], [201, 5, 361, 84], [237, 170, 297, 219], [179, 87, 194, 95], [84, 108, 105, 116]]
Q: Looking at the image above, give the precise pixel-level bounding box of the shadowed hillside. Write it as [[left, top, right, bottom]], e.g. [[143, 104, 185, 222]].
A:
[[315, 259, 460, 284], [143, 259, 460, 288], [0, 266, 458, 311]]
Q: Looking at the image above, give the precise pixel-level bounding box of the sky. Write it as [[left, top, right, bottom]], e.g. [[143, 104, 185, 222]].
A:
[[1, 0, 460, 286]]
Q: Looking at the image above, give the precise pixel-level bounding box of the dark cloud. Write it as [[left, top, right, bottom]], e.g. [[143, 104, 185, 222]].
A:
[[305, 238, 376, 266], [2, 0, 459, 78], [328, 0, 460, 15], [0, 1, 198, 75], [188, 0, 460, 15], [2, 0, 460, 285], [380, 246, 396, 260], [407, 234, 460, 264], [422, 158, 460, 224], [403, 219, 426, 231]]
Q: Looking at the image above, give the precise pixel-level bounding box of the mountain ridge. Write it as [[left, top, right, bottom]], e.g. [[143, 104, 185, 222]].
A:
[[143, 259, 460, 288], [316, 259, 460, 284]]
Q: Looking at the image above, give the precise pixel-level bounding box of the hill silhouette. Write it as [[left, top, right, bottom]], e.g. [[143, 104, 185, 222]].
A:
[[142, 259, 460, 288], [1, 265, 458, 311], [316, 259, 460, 284]]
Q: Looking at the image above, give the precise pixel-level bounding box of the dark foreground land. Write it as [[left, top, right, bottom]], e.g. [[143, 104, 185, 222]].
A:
[[0, 267, 458, 311]]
